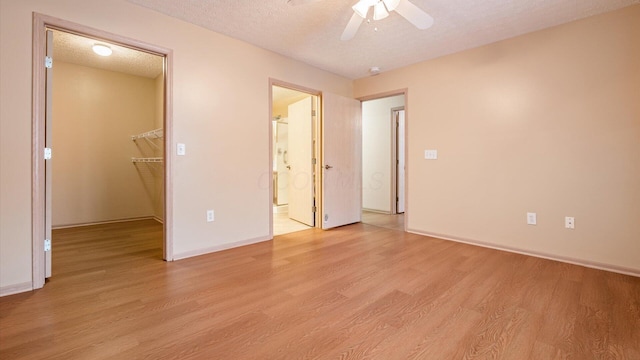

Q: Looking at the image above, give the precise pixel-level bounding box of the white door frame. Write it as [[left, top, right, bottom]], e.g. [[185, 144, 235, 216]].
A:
[[358, 89, 408, 230], [32, 13, 174, 289], [391, 106, 405, 214], [268, 79, 321, 237]]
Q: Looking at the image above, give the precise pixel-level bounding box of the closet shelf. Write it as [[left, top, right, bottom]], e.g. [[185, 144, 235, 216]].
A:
[[131, 157, 163, 163], [131, 128, 163, 140]]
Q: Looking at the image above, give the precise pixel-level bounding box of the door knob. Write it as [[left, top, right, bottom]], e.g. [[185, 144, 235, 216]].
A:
[[286, 165, 291, 170], [324, 165, 333, 170]]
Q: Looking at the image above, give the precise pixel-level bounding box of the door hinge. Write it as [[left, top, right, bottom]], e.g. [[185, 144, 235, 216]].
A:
[[44, 239, 51, 252], [44, 148, 52, 160], [312, 206, 317, 213], [312, 158, 316, 165], [45, 56, 53, 69], [311, 110, 316, 117]]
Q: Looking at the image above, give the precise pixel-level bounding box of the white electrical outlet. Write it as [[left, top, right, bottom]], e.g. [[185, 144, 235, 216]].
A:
[[527, 212, 537, 225], [424, 149, 438, 160], [565, 216, 575, 229], [177, 143, 186, 156], [207, 210, 215, 222]]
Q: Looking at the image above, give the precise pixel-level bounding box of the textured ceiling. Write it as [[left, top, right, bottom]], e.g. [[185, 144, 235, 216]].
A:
[[53, 30, 163, 79], [126, 0, 639, 79]]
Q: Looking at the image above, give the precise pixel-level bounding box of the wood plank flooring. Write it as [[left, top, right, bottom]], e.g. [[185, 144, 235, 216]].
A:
[[1, 219, 639, 359]]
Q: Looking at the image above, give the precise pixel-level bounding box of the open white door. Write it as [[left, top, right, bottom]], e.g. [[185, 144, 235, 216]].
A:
[[288, 97, 314, 226], [45, 29, 53, 278], [322, 93, 362, 229], [275, 121, 289, 205]]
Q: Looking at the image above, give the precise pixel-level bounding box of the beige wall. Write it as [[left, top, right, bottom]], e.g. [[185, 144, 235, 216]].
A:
[[52, 61, 158, 226], [355, 6, 640, 273], [0, 0, 353, 293]]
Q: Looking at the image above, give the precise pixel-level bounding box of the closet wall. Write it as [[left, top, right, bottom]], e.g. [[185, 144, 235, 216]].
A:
[[52, 61, 163, 227]]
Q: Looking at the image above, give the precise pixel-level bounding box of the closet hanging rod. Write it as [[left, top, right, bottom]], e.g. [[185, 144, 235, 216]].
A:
[[131, 128, 163, 140], [131, 157, 163, 163]]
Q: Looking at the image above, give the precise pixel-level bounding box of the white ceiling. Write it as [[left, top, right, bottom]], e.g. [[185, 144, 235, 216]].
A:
[[53, 30, 163, 79], [126, 0, 639, 79]]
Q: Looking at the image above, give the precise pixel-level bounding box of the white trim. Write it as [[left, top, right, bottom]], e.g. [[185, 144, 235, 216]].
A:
[[173, 236, 272, 260], [362, 208, 392, 214], [52, 217, 158, 230], [0, 282, 33, 297], [32, 13, 175, 289], [356, 89, 409, 232], [268, 79, 323, 238], [408, 228, 640, 278], [273, 205, 288, 214]]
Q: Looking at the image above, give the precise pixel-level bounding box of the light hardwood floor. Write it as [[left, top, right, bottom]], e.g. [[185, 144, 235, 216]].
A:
[[1, 219, 639, 359]]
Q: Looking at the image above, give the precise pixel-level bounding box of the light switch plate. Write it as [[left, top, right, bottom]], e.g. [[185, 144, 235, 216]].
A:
[[527, 212, 537, 225], [424, 149, 438, 160]]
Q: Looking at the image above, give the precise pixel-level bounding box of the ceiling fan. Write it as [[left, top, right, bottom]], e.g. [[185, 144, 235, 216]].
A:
[[288, 0, 434, 41]]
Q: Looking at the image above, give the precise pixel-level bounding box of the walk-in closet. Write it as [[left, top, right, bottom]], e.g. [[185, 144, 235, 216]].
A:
[[50, 29, 165, 269]]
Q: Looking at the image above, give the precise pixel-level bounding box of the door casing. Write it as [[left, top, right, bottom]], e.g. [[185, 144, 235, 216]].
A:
[[32, 13, 174, 289], [358, 89, 409, 230], [391, 107, 406, 214], [269, 79, 321, 237]]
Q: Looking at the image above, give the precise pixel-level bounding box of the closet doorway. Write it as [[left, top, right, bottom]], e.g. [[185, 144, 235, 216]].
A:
[[32, 14, 173, 289], [361, 93, 406, 231], [271, 83, 319, 235]]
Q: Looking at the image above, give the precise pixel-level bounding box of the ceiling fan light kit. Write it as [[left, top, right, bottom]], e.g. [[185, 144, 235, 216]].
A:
[[352, 0, 374, 18], [341, 0, 434, 41], [373, 2, 389, 20], [382, 0, 401, 11]]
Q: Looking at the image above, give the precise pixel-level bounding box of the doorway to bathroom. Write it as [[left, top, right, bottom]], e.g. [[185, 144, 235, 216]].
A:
[[271, 84, 318, 235]]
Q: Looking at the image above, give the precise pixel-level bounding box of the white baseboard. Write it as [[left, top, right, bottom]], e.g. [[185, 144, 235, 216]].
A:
[[273, 205, 288, 214], [362, 208, 392, 214], [408, 228, 640, 278], [52, 216, 157, 229], [173, 235, 272, 260], [0, 281, 33, 297]]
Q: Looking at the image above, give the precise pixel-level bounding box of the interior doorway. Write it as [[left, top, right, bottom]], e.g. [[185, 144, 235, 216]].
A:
[[50, 29, 166, 276], [32, 13, 173, 289], [271, 83, 319, 235], [361, 94, 406, 231]]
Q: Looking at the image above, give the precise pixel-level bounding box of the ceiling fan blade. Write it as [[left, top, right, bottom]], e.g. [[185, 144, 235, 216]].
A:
[[287, 0, 323, 5], [393, 0, 434, 30], [341, 12, 364, 41]]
